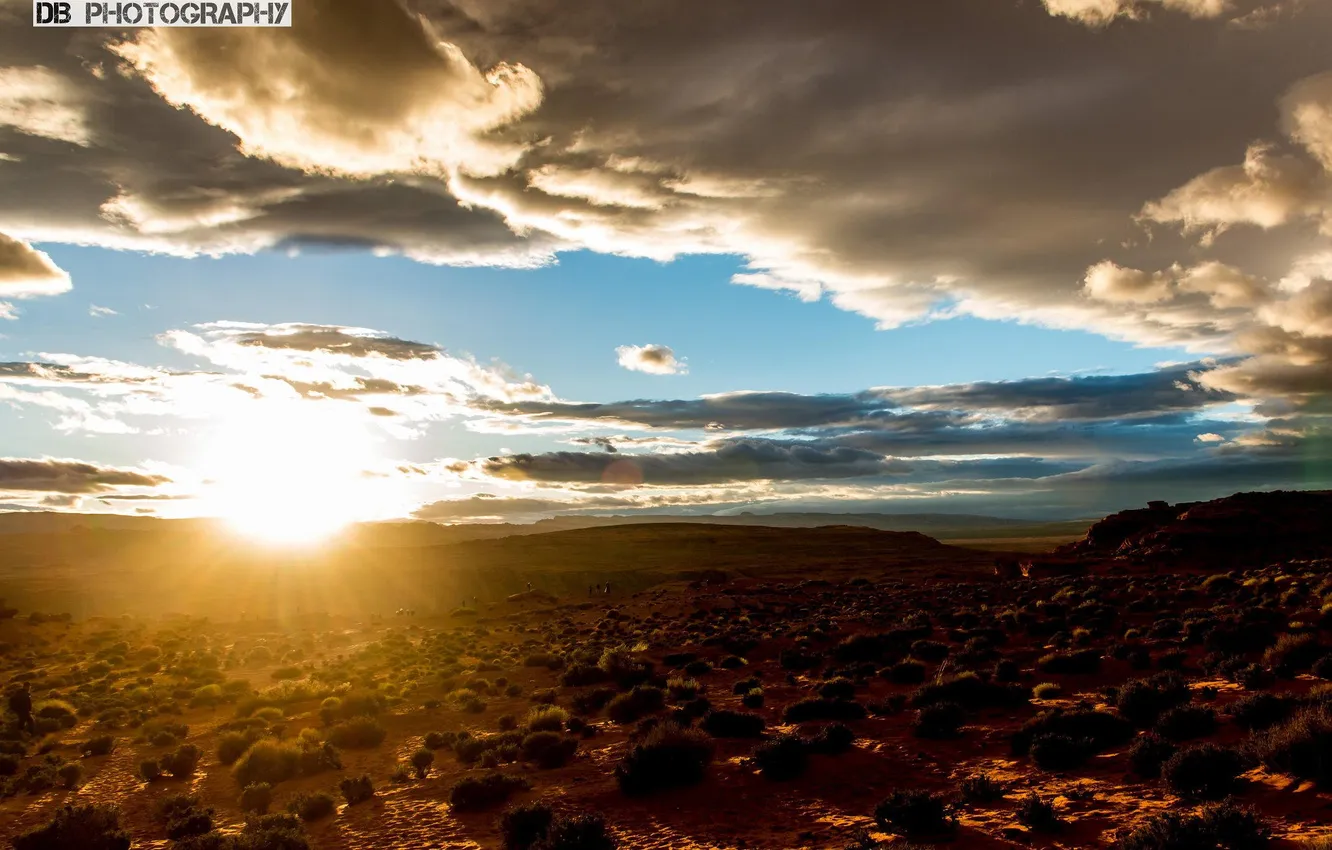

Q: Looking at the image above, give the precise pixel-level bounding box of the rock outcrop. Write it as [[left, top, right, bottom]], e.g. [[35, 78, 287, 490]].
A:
[[1056, 490, 1332, 568]]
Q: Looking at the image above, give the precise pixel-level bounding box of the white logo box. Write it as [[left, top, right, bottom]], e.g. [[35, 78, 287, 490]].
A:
[[34, 0, 291, 26]]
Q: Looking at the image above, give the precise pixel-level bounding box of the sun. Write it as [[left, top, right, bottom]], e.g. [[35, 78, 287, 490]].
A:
[[196, 402, 379, 545]]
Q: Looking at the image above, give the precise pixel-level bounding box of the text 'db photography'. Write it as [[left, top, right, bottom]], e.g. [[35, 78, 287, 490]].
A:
[[33, 0, 290, 26]]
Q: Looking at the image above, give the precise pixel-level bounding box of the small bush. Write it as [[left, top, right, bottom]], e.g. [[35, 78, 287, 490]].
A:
[[701, 710, 765, 739], [217, 731, 259, 766], [13, 804, 131, 850], [1117, 674, 1192, 727], [535, 813, 617, 850], [808, 722, 855, 755], [780, 648, 821, 671], [913, 702, 964, 739], [615, 723, 713, 795], [81, 736, 115, 757], [1162, 744, 1245, 800], [782, 698, 867, 723], [157, 795, 213, 841], [751, 734, 809, 780], [571, 688, 616, 716], [410, 748, 435, 778], [819, 678, 857, 700], [160, 743, 203, 778], [1116, 799, 1269, 850], [1030, 733, 1088, 771], [1128, 733, 1176, 778], [1015, 794, 1061, 832], [873, 789, 956, 838], [34, 700, 78, 730], [910, 640, 950, 662], [1036, 649, 1101, 675], [1012, 709, 1133, 758], [340, 774, 375, 805], [232, 739, 301, 787], [884, 660, 927, 684], [527, 706, 569, 733], [958, 773, 1006, 804], [1263, 634, 1324, 677], [57, 762, 83, 790], [521, 732, 578, 769], [449, 772, 531, 811], [139, 759, 161, 782], [288, 791, 336, 822], [1153, 705, 1217, 741], [326, 716, 387, 749], [240, 782, 272, 814], [911, 672, 1026, 710], [501, 803, 554, 850], [606, 687, 666, 725], [1250, 707, 1332, 786], [1033, 682, 1062, 699], [1229, 693, 1295, 731]]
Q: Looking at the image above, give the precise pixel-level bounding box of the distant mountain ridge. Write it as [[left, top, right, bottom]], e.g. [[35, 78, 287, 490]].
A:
[[0, 510, 1091, 544]]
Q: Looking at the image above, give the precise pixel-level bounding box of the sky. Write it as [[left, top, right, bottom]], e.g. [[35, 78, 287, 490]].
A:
[[1, 0, 1331, 536]]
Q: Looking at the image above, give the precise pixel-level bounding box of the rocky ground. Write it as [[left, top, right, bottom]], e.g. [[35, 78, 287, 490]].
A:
[[2, 492, 1332, 849]]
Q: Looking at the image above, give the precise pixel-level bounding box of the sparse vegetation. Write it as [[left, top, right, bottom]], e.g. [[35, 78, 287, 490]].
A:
[[0, 493, 1328, 849]]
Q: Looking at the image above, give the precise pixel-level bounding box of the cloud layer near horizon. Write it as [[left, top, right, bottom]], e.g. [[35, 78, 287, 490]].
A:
[[2, 320, 1323, 519]]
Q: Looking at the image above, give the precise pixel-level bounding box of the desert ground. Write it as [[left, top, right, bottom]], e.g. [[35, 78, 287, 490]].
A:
[[3, 492, 1332, 849]]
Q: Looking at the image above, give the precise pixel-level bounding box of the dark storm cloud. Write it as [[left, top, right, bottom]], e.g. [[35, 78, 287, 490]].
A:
[[0, 458, 169, 493], [474, 391, 905, 431], [2, 0, 1328, 341], [477, 363, 1232, 432], [883, 362, 1237, 422], [477, 439, 908, 485], [0, 8, 556, 266]]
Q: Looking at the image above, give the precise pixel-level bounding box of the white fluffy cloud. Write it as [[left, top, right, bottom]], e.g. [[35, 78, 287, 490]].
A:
[[615, 344, 687, 375]]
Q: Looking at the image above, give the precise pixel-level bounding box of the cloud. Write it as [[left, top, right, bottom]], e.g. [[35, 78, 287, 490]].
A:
[[0, 66, 91, 146], [2, 0, 1327, 364], [615, 344, 687, 375], [0, 457, 169, 494], [89, 304, 117, 317], [0, 232, 72, 299], [0, 317, 1321, 519], [413, 495, 579, 520], [1041, 0, 1234, 26], [1084, 261, 1173, 304], [1140, 143, 1326, 232], [213, 323, 443, 361], [879, 363, 1235, 423], [477, 362, 1232, 432], [0, 322, 554, 437], [112, 0, 543, 178], [1283, 71, 1332, 170], [1072, 255, 1332, 404], [474, 439, 908, 485]]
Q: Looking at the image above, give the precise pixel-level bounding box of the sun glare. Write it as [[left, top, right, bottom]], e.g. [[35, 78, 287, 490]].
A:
[[197, 403, 380, 545]]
